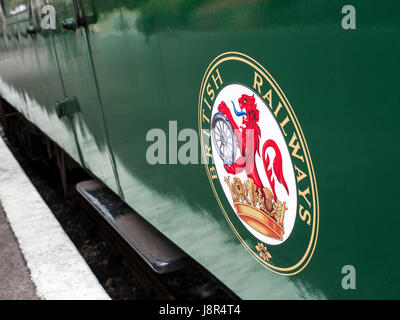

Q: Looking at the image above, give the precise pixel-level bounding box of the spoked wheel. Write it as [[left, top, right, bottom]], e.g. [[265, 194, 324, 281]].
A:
[[211, 113, 236, 165]]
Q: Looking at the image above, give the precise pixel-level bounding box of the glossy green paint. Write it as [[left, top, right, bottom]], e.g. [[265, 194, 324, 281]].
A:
[[49, 0, 121, 195], [0, 0, 399, 299], [0, 2, 81, 162]]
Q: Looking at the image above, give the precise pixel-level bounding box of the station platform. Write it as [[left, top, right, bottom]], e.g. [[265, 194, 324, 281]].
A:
[[0, 204, 38, 299], [0, 137, 110, 300]]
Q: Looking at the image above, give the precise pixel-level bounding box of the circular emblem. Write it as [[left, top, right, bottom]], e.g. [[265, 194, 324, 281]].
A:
[[198, 52, 319, 275]]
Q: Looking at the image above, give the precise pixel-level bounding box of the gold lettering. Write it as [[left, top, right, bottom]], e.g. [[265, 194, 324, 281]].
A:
[[298, 186, 311, 208], [205, 145, 213, 158], [203, 97, 212, 110], [202, 129, 210, 138], [299, 205, 311, 225], [280, 116, 290, 137], [253, 72, 263, 95], [202, 108, 210, 123], [288, 132, 304, 162], [206, 83, 215, 101], [262, 89, 272, 109], [211, 69, 223, 90], [294, 165, 307, 183], [274, 101, 283, 117], [209, 166, 218, 180]]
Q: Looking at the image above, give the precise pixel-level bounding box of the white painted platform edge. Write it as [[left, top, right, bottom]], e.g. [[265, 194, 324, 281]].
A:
[[0, 136, 110, 300]]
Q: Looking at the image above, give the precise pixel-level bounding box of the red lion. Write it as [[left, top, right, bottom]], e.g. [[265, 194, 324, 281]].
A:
[[218, 94, 289, 201]]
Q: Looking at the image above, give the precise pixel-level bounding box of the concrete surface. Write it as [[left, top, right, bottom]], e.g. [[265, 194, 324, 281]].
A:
[[0, 203, 39, 299], [0, 136, 110, 300]]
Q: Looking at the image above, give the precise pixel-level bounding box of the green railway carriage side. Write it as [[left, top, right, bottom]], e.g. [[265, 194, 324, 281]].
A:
[[0, 0, 81, 164], [0, 0, 400, 299]]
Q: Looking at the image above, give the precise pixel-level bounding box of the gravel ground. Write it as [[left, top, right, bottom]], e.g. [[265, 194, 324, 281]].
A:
[[0, 125, 234, 300]]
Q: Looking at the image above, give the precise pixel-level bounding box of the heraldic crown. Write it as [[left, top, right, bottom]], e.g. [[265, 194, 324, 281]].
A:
[[224, 176, 287, 240]]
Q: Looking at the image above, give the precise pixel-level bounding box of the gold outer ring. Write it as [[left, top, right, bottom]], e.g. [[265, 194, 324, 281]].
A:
[[198, 52, 319, 275]]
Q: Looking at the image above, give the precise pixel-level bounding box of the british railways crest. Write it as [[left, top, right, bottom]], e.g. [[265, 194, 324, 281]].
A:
[[198, 52, 319, 275]]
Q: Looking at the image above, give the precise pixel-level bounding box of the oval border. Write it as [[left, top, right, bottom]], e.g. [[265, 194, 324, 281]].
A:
[[198, 52, 319, 275]]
